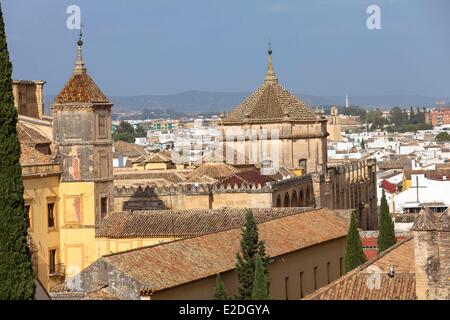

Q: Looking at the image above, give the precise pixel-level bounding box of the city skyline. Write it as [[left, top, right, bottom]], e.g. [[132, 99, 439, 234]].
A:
[[4, 0, 450, 99]]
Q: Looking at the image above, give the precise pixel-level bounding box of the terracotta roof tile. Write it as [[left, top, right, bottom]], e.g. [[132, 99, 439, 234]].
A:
[[216, 169, 275, 188], [20, 144, 54, 165], [17, 123, 51, 145], [132, 152, 172, 164], [380, 179, 397, 193], [113, 141, 146, 157], [303, 238, 416, 300], [114, 171, 186, 184], [223, 82, 318, 123], [97, 207, 316, 238], [100, 207, 348, 292], [54, 73, 109, 104], [186, 163, 239, 179]]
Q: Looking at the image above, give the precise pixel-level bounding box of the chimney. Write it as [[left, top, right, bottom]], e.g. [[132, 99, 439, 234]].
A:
[[12, 80, 46, 119]]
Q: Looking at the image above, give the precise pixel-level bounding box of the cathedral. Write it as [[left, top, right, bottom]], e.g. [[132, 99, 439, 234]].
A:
[[219, 48, 378, 229], [220, 48, 327, 174], [14, 35, 377, 291]]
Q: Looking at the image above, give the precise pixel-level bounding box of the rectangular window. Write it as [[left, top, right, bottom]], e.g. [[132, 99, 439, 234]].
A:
[[340, 257, 344, 276], [314, 266, 318, 291], [25, 205, 31, 228], [98, 115, 107, 137], [327, 262, 331, 284], [299, 271, 304, 298], [298, 159, 307, 171], [49, 249, 56, 274], [47, 203, 55, 228], [101, 197, 108, 217], [100, 155, 109, 178]]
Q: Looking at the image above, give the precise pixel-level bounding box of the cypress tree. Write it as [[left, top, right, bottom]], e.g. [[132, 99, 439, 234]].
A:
[[235, 210, 259, 300], [360, 138, 365, 149], [377, 189, 396, 253], [344, 212, 367, 273], [251, 253, 269, 300], [258, 241, 270, 280], [0, 3, 35, 299], [213, 274, 228, 300], [235, 209, 270, 300]]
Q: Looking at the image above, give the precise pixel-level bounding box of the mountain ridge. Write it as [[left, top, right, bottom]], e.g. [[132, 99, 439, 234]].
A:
[[44, 91, 448, 115]]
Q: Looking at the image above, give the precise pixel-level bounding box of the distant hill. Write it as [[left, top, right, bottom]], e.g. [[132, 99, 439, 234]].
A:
[[44, 91, 447, 115]]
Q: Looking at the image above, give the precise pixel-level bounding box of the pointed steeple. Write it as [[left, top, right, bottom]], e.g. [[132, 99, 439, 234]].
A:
[[54, 27, 109, 105], [412, 206, 437, 231], [437, 209, 450, 231], [264, 41, 278, 85], [74, 27, 87, 75]]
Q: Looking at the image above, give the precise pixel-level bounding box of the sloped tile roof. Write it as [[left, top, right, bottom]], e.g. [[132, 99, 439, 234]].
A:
[[132, 152, 172, 164], [54, 73, 109, 104], [17, 123, 52, 145], [380, 179, 397, 194], [100, 207, 348, 292], [194, 144, 249, 165], [97, 207, 316, 238], [303, 238, 416, 300], [222, 82, 318, 123], [267, 166, 295, 180], [185, 175, 218, 184], [216, 169, 275, 188], [114, 171, 186, 184], [113, 141, 146, 157], [186, 163, 239, 179], [20, 144, 54, 165]]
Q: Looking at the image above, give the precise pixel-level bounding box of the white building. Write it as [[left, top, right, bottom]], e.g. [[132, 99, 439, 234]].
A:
[[393, 173, 450, 214]]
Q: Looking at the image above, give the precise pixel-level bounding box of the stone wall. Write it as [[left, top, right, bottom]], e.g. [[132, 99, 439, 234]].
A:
[[319, 159, 378, 230], [114, 175, 314, 211]]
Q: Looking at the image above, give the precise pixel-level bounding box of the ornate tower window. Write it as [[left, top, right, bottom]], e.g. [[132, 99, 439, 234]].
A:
[[98, 114, 107, 138], [100, 197, 108, 218], [47, 202, 55, 228]]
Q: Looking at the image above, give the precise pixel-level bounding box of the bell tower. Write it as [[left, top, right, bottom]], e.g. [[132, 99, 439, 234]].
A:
[[52, 31, 114, 278]]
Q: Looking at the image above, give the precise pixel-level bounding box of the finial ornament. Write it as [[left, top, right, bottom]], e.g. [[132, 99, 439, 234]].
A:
[[264, 41, 278, 84], [74, 25, 87, 75], [77, 25, 83, 46]]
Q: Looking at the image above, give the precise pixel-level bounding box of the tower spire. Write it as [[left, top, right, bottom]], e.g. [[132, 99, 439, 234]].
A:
[[74, 26, 87, 75], [264, 41, 278, 84]]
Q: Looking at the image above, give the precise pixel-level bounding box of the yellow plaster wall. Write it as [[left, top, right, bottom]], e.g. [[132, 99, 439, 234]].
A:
[[403, 178, 412, 191], [145, 162, 170, 170], [23, 175, 60, 289], [58, 182, 98, 280], [211, 193, 272, 209]]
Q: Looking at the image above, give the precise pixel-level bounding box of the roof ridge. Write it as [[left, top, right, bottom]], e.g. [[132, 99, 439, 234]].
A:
[[100, 207, 321, 257]]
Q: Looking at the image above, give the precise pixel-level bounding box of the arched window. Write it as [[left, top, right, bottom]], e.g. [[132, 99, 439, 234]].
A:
[[284, 193, 290, 207], [305, 187, 312, 206], [298, 159, 307, 173], [299, 190, 305, 207], [276, 195, 282, 207], [291, 191, 298, 207]]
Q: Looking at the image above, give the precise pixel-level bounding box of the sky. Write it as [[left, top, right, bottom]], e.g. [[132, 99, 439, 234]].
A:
[[3, 0, 450, 98]]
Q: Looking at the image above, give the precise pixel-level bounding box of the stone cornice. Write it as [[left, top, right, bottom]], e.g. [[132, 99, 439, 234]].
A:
[[221, 117, 328, 126], [56, 140, 113, 146], [51, 102, 112, 111]]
